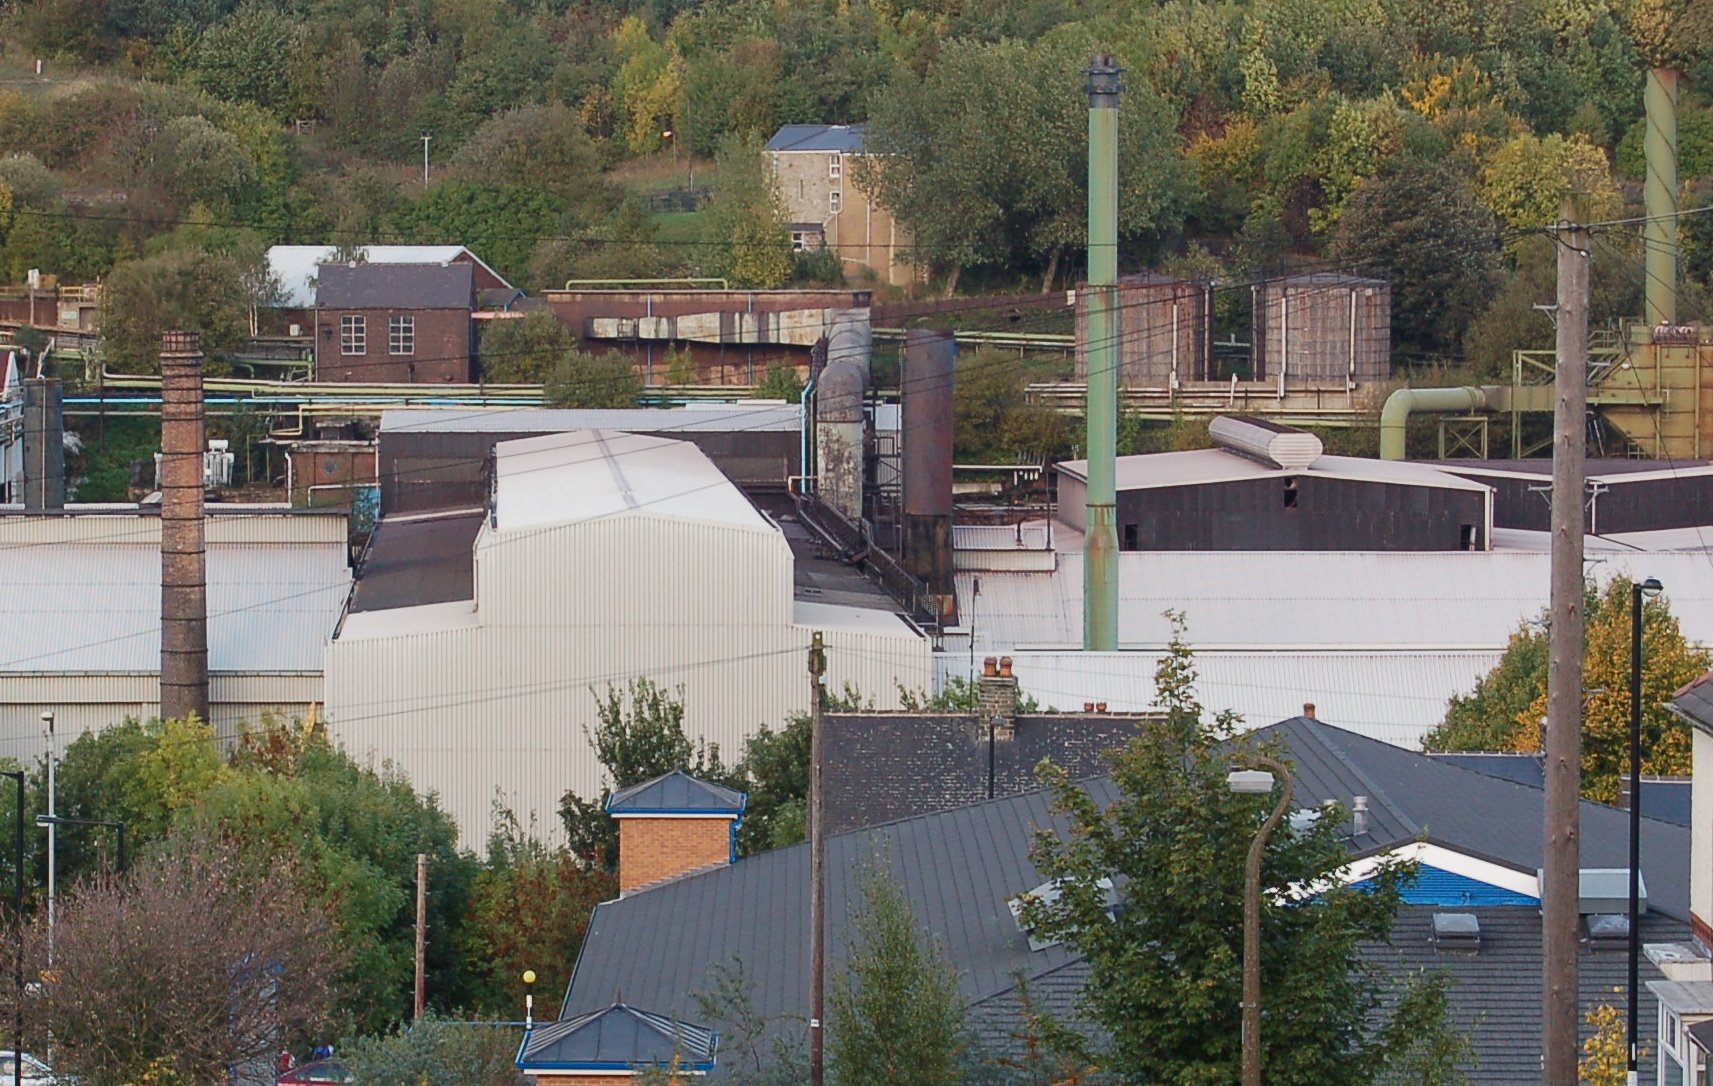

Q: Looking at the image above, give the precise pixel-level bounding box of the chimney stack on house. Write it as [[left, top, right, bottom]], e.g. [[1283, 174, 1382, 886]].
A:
[[159, 331, 210, 724], [21, 377, 65, 510], [978, 656, 1018, 737], [1303, 702, 1317, 720], [607, 770, 747, 895]]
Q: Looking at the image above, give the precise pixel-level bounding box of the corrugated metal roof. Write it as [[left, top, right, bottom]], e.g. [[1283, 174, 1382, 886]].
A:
[[266, 245, 509, 308], [766, 124, 867, 153], [316, 261, 473, 310], [0, 542, 349, 673], [1059, 448, 1491, 492], [956, 550, 1713, 651], [380, 405, 803, 434], [493, 431, 769, 533], [934, 650, 1502, 748]]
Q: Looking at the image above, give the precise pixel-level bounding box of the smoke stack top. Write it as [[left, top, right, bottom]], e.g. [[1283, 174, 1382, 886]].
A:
[[159, 330, 210, 725]]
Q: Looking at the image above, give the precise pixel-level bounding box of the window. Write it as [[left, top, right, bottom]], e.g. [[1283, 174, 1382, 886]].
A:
[[389, 314, 415, 356], [1122, 524, 1138, 551], [791, 231, 808, 252], [339, 315, 365, 355], [1283, 477, 1299, 509], [828, 154, 842, 180], [1460, 524, 1477, 551], [1665, 1009, 1682, 1050], [829, 190, 843, 215]]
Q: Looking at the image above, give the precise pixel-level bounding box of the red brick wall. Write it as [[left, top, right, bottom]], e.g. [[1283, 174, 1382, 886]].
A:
[[314, 307, 472, 383], [617, 817, 733, 893]]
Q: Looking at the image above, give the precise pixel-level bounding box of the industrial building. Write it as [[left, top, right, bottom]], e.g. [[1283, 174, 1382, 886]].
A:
[[1074, 273, 1212, 386], [1251, 273, 1391, 386], [322, 429, 931, 844]]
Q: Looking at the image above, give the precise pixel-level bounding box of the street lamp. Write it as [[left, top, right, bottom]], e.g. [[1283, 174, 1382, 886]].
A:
[[34, 817, 123, 875], [522, 969, 536, 1030], [420, 130, 433, 188], [1227, 756, 1292, 1086], [1629, 575, 1664, 1086], [1, 770, 23, 1086]]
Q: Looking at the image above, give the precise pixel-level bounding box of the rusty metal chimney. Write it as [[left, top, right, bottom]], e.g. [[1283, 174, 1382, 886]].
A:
[[902, 329, 955, 600], [21, 377, 65, 510], [159, 331, 209, 724]]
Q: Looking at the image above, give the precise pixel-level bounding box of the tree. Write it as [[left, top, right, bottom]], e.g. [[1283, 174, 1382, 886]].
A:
[[448, 104, 615, 206], [1425, 576, 1712, 803], [1478, 132, 1621, 234], [1579, 1002, 1631, 1086], [191, 3, 309, 117], [752, 361, 803, 402], [98, 248, 254, 373], [700, 133, 793, 290], [1331, 155, 1502, 358], [828, 866, 966, 1086], [11, 832, 348, 1086], [691, 959, 807, 1086], [479, 311, 577, 385], [342, 1013, 527, 1086], [1024, 616, 1457, 1084], [952, 349, 1071, 465], [543, 348, 643, 409]]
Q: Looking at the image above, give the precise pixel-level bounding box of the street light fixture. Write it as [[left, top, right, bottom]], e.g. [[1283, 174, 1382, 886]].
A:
[[34, 816, 124, 874], [522, 969, 536, 1030], [1226, 756, 1292, 1086], [1628, 575, 1663, 1086], [420, 130, 433, 188], [1, 770, 23, 1086]]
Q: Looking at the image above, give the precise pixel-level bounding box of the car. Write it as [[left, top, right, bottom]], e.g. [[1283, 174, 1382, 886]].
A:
[[0, 1050, 74, 1086], [275, 1060, 351, 1086]]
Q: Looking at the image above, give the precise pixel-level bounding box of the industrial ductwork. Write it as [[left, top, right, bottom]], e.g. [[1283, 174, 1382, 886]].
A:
[[1209, 415, 1323, 470], [159, 330, 210, 725]]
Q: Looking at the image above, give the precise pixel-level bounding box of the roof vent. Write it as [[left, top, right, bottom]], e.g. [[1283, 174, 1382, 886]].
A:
[[1008, 877, 1116, 953], [1431, 912, 1481, 953], [1575, 868, 1645, 916], [1585, 913, 1630, 951], [1209, 415, 1323, 471], [1351, 795, 1369, 837]]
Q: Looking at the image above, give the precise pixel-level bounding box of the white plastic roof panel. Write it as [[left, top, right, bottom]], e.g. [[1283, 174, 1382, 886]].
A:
[[379, 405, 801, 434]]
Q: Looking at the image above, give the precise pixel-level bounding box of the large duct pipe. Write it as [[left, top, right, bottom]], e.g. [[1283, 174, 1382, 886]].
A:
[[1645, 67, 1679, 327], [815, 358, 868, 521], [21, 377, 65, 510], [902, 329, 954, 599], [1083, 54, 1122, 652], [159, 331, 210, 725], [1378, 387, 1492, 460]]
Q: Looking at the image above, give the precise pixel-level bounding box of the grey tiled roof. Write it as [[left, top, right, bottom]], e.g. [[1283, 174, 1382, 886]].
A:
[[518, 1003, 717, 1070], [608, 771, 746, 816], [766, 124, 867, 153], [316, 261, 474, 310], [1426, 752, 1545, 788], [1670, 669, 1713, 732], [823, 712, 1145, 833]]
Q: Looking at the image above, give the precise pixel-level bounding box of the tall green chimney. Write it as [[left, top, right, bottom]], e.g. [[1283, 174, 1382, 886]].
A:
[[1083, 54, 1121, 651]]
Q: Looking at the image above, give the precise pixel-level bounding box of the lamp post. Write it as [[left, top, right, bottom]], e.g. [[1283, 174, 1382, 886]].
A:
[[522, 970, 535, 1030], [1629, 575, 1663, 1086], [1227, 756, 1293, 1086], [1, 769, 22, 1086], [420, 130, 433, 188], [34, 817, 123, 875]]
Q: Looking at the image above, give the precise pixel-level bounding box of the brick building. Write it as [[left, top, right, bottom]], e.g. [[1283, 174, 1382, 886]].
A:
[[313, 262, 475, 383], [767, 124, 916, 287]]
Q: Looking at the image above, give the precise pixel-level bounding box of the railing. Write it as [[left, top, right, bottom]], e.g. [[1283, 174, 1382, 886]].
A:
[[792, 491, 943, 632], [58, 285, 101, 305]]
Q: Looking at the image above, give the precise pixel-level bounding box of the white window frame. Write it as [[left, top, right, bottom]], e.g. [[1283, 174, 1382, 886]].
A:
[[389, 314, 415, 356], [829, 190, 843, 215], [339, 314, 365, 355], [828, 154, 842, 180], [791, 231, 807, 252]]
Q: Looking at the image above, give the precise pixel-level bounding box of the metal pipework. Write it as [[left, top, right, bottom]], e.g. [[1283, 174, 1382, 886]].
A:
[[1377, 386, 1492, 460], [1645, 68, 1679, 327], [1083, 53, 1122, 652]]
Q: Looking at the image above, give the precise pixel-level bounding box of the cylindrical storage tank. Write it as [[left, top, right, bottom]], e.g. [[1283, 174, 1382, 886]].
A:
[[1076, 273, 1212, 386], [1208, 415, 1323, 469], [902, 330, 954, 517], [815, 359, 868, 520], [1252, 273, 1390, 386]]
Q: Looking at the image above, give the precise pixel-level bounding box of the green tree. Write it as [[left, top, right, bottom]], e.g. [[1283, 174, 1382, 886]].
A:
[[952, 348, 1071, 464], [730, 715, 810, 854], [191, 3, 309, 117], [1425, 576, 1711, 802], [98, 248, 253, 374], [341, 1013, 527, 1086], [1024, 615, 1455, 1084], [1331, 154, 1502, 358], [828, 867, 966, 1086], [700, 132, 793, 289], [478, 311, 576, 385], [543, 348, 643, 409], [752, 361, 804, 402]]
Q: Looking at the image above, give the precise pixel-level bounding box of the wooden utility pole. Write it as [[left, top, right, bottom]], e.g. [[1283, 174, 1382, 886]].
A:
[[808, 632, 827, 1086], [1543, 202, 1589, 1085], [414, 852, 428, 1021]]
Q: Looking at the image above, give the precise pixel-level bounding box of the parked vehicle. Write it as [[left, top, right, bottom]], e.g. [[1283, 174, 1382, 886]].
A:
[[275, 1061, 351, 1086], [0, 1050, 74, 1086]]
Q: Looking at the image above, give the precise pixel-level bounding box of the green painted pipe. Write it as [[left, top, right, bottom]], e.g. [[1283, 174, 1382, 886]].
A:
[[1645, 68, 1679, 327], [1083, 55, 1122, 652], [1377, 387, 1490, 460]]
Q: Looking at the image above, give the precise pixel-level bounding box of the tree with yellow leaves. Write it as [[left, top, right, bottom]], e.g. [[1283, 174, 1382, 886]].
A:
[[1478, 132, 1621, 236], [1426, 576, 1711, 803], [1580, 1001, 1634, 1086]]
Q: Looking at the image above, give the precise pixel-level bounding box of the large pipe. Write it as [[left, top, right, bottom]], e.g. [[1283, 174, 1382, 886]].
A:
[[159, 330, 210, 725], [1645, 67, 1679, 327], [902, 330, 954, 598], [1083, 54, 1121, 652], [1377, 386, 1491, 460]]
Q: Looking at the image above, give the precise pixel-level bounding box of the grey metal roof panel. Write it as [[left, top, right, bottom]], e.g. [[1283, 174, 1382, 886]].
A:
[[1641, 779, 1693, 826], [316, 261, 474, 310], [766, 124, 867, 153], [608, 771, 746, 815], [519, 1004, 715, 1068], [348, 511, 481, 613]]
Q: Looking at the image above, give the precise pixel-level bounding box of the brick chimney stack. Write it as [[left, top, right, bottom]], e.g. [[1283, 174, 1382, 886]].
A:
[[608, 770, 747, 895], [1303, 702, 1317, 720], [978, 656, 1019, 737], [159, 331, 209, 724]]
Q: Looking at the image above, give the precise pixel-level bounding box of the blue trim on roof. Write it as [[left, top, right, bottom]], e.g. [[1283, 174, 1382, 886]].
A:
[[1353, 864, 1539, 907], [606, 770, 747, 816], [518, 1058, 718, 1072], [608, 807, 743, 817]]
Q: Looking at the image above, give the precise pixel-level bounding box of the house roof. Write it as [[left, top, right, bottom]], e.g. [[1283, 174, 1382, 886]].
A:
[[1670, 668, 1713, 734], [823, 711, 1147, 833], [1423, 752, 1544, 787], [766, 124, 868, 153], [560, 717, 1693, 1049], [490, 431, 771, 533], [267, 245, 509, 308], [516, 1003, 717, 1071], [316, 261, 474, 310], [608, 771, 746, 817]]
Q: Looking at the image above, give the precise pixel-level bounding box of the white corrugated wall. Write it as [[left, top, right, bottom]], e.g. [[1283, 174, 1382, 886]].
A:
[[324, 514, 929, 844]]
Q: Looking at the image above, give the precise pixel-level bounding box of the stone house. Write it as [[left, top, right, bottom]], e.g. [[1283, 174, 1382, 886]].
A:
[[767, 124, 917, 288]]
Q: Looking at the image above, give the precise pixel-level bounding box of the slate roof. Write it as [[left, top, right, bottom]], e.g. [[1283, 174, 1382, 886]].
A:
[[517, 1003, 717, 1071], [1670, 669, 1713, 733], [823, 711, 1147, 833], [766, 124, 868, 153], [560, 717, 1695, 1078], [608, 771, 746, 816], [1425, 752, 1545, 788], [316, 261, 474, 310]]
